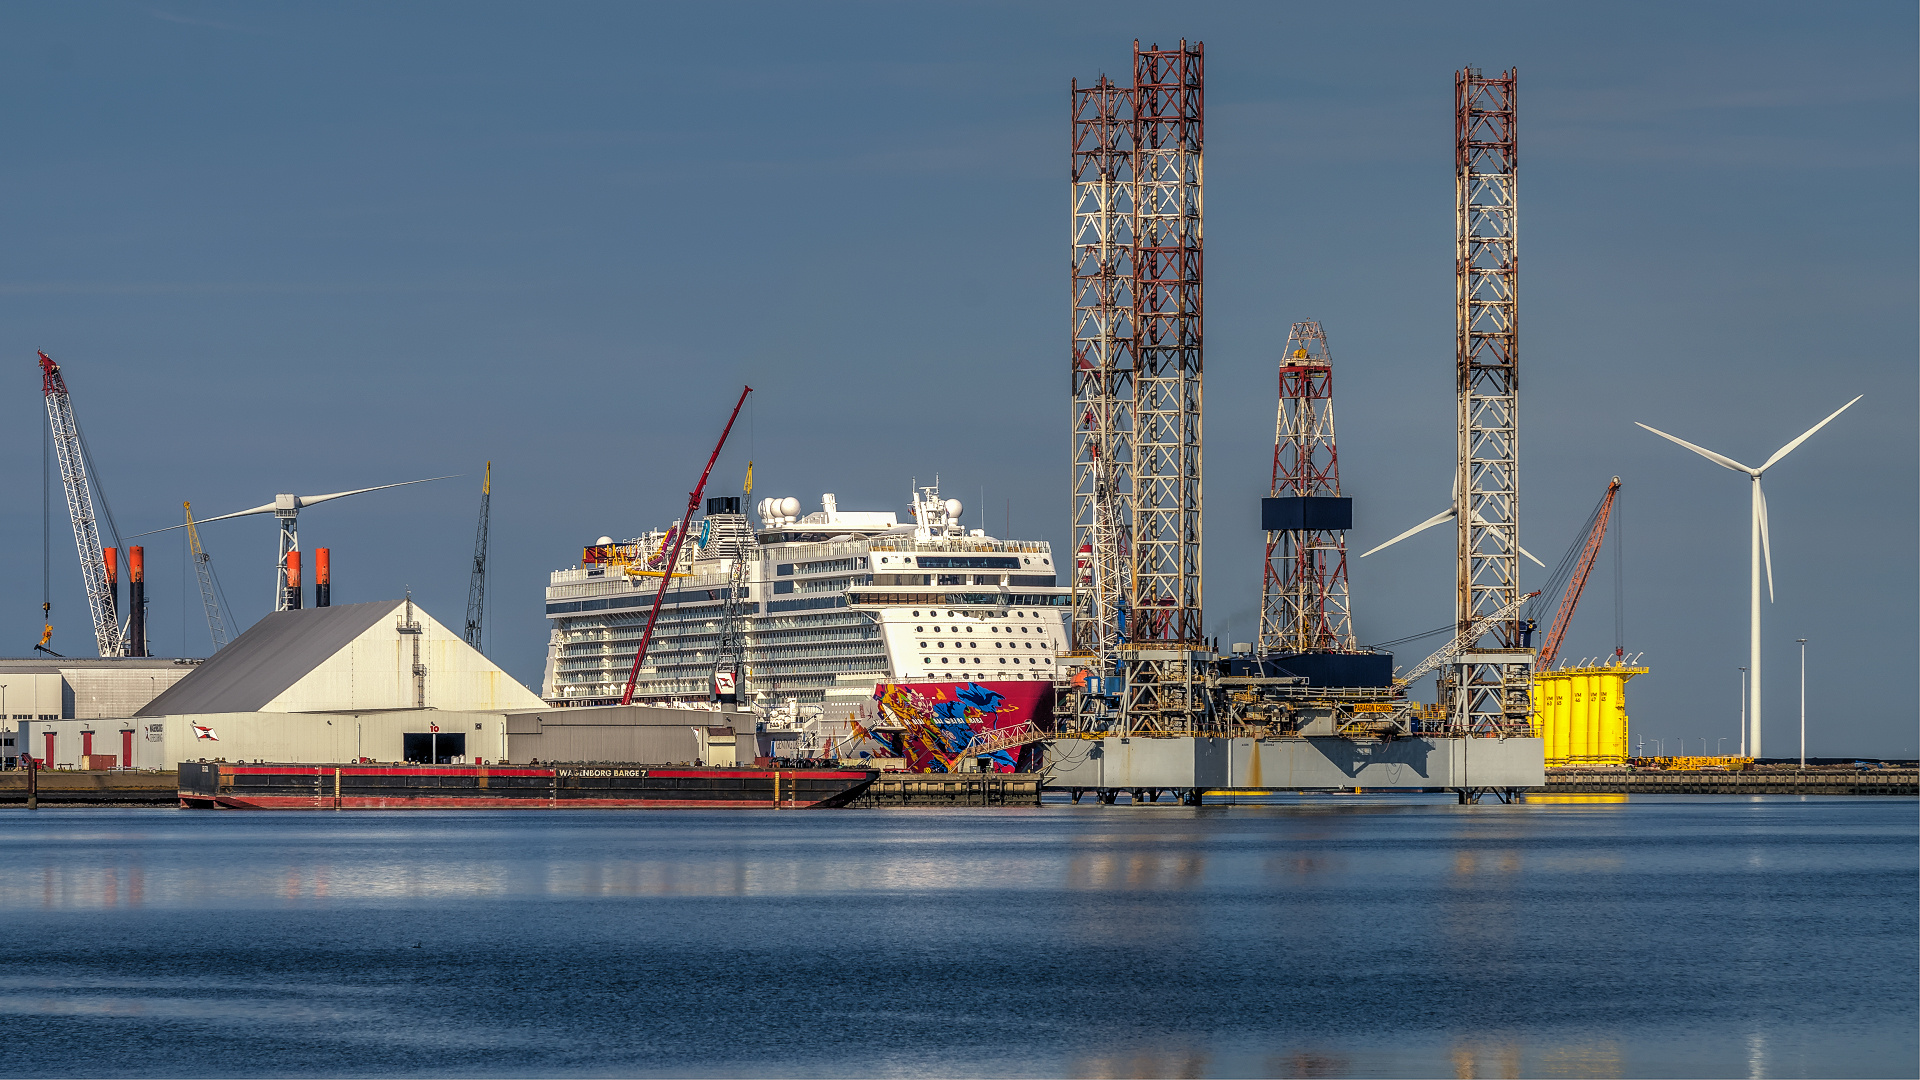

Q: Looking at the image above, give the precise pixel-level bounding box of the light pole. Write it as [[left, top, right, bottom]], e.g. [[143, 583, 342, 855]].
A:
[[1718, 738, 1727, 756], [1738, 667, 1748, 757], [1797, 638, 1807, 769]]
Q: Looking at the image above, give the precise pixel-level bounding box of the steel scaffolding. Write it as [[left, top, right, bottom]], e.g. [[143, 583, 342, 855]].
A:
[[1069, 74, 1136, 680], [1124, 39, 1205, 736], [1446, 66, 1532, 735], [1260, 321, 1355, 655]]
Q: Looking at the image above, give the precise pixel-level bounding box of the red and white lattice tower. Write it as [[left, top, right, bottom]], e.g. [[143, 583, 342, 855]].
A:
[[1447, 66, 1531, 735], [1259, 322, 1355, 655], [1122, 39, 1204, 736], [1069, 74, 1135, 674]]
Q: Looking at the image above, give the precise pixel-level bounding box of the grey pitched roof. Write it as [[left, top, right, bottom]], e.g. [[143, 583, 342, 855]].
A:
[[136, 600, 402, 717]]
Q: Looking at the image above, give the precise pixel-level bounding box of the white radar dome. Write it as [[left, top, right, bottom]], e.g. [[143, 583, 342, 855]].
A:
[[780, 497, 802, 518], [756, 498, 772, 520], [944, 499, 963, 520], [596, 536, 614, 546]]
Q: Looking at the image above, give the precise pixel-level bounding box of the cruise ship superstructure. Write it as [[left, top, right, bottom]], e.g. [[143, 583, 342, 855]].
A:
[[542, 483, 1070, 722]]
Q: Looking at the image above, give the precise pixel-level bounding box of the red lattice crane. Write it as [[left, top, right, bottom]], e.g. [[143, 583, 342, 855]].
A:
[[619, 386, 752, 706], [1536, 478, 1621, 669]]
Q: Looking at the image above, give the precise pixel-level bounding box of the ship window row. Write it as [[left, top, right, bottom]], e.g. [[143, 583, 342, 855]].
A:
[[777, 557, 868, 576], [916, 656, 1054, 667]]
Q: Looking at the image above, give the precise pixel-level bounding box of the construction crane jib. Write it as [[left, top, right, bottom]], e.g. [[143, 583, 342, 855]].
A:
[[1398, 591, 1539, 688], [619, 386, 752, 707], [466, 463, 491, 652], [184, 502, 229, 651], [1537, 479, 1619, 670], [38, 351, 123, 657]]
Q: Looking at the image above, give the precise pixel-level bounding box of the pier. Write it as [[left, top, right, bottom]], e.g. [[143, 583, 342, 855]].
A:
[[1546, 768, 1916, 796], [849, 772, 1043, 807]]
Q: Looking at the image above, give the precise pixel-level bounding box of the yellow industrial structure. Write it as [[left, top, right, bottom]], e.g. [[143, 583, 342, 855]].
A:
[[1531, 662, 1646, 765]]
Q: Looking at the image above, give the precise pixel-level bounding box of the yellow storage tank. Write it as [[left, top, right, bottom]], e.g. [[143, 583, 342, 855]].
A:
[[1531, 662, 1646, 765]]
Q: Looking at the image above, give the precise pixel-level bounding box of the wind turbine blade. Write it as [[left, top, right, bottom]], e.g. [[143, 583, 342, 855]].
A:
[[128, 501, 278, 537], [1756, 479, 1774, 603], [1634, 422, 1755, 476], [1519, 543, 1545, 568], [1759, 395, 1862, 473], [296, 476, 455, 509], [1358, 506, 1455, 558]]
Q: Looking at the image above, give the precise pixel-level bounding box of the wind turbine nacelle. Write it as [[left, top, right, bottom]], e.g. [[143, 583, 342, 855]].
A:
[[1262, 496, 1353, 532]]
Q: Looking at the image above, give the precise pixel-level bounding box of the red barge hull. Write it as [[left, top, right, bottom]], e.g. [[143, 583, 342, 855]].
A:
[[178, 762, 876, 810]]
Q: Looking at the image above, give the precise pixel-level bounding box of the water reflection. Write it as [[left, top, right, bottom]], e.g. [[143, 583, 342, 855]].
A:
[[1070, 1048, 1209, 1079], [1065, 851, 1205, 890], [0, 802, 1908, 1079]]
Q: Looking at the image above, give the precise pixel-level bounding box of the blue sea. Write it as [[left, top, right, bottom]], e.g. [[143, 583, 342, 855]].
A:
[[0, 795, 1912, 1078]]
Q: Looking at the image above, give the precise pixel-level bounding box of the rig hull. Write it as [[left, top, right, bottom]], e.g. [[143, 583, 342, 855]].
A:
[[178, 762, 875, 810]]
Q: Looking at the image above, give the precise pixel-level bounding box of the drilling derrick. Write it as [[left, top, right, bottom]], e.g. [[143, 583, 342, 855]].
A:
[[1123, 39, 1205, 737], [1259, 322, 1355, 655], [1446, 67, 1531, 735], [1069, 73, 1136, 693]]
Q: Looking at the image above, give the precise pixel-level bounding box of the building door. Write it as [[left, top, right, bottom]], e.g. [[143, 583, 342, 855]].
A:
[[403, 732, 467, 764]]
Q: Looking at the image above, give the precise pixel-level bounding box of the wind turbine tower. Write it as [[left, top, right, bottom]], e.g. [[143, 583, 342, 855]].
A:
[[1636, 396, 1859, 758]]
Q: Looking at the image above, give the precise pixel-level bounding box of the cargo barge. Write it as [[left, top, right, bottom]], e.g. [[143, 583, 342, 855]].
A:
[[178, 761, 876, 809]]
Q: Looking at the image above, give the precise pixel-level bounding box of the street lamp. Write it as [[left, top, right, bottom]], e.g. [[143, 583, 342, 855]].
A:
[[1797, 638, 1808, 769], [1718, 738, 1727, 756]]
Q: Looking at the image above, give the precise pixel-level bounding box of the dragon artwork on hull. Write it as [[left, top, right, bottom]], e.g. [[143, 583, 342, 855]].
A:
[[869, 680, 1052, 773]]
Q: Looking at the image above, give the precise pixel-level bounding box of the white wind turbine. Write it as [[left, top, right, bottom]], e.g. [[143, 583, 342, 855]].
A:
[[1357, 472, 1546, 566], [1636, 395, 1860, 758]]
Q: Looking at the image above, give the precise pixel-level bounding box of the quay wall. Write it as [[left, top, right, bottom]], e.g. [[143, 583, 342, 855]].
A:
[[1547, 769, 1916, 796]]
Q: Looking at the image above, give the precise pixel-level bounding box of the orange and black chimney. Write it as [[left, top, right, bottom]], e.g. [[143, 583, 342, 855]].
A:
[[315, 548, 330, 607], [285, 551, 303, 610], [103, 546, 120, 629], [127, 546, 146, 657]]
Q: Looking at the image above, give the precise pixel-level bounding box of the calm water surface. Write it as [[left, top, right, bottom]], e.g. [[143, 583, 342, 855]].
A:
[[0, 795, 1912, 1078]]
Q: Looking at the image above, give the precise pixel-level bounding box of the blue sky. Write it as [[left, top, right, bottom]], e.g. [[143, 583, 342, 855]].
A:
[[2, 2, 1913, 755]]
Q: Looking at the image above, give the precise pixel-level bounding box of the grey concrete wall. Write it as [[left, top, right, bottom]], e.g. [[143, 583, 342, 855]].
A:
[[1044, 736, 1546, 790]]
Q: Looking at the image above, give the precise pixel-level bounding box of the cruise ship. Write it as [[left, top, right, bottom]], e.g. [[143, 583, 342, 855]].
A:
[[541, 482, 1069, 767]]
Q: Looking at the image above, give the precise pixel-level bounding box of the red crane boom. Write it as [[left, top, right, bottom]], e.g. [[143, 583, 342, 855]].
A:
[[1537, 478, 1620, 669], [620, 386, 752, 706]]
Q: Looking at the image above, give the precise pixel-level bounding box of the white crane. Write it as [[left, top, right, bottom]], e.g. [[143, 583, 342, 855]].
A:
[[38, 351, 123, 656], [136, 477, 450, 612], [1635, 395, 1859, 758]]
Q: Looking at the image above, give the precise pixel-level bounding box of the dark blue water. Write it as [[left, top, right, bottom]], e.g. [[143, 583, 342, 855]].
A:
[[0, 796, 1912, 1078]]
